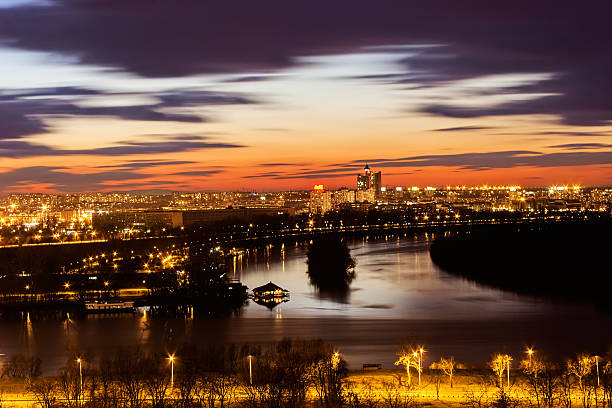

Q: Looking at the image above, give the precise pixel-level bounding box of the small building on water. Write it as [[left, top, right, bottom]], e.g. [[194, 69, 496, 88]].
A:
[[252, 282, 289, 298], [252, 282, 289, 309]]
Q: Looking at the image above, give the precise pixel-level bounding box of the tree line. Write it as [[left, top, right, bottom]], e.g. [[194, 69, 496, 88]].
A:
[[2, 341, 612, 408]]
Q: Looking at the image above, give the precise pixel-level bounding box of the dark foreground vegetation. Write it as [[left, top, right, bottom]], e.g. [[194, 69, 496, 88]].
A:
[[2, 340, 612, 408], [429, 220, 612, 309], [306, 235, 356, 291]]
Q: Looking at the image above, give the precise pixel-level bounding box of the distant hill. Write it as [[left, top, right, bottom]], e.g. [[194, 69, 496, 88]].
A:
[[429, 221, 612, 310]]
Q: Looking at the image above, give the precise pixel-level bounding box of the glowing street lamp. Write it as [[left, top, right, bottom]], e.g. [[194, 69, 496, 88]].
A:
[[507, 355, 511, 388], [248, 355, 253, 385], [418, 347, 425, 386], [168, 354, 175, 389], [526, 347, 534, 366], [332, 351, 340, 370], [412, 351, 420, 385], [76, 357, 83, 403], [595, 355, 600, 387]]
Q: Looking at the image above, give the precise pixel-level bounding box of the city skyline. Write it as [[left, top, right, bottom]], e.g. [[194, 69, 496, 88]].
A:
[[1, 1, 612, 193]]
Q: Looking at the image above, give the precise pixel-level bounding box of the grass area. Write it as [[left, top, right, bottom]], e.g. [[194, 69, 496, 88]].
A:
[[0, 368, 602, 408]]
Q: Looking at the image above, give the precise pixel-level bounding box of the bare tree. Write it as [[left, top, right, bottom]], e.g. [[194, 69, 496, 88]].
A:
[[558, 372, 574, 408], [93, 357, 120, 408], [380, 379, 414, 408], [600, 357, 612, 408], [344, 379, 379, 408], [114, 348, 148, 408], [439, 357, 456, 388], [568, 354, 595, 408], [210, 373, 236, 408], [194, 375, 216, 408], [491, 354, 512, 390], [26, 378, 57, 408], [57, 365, 81, 408], [394, 352, 417, 386], [143, 360, 171, 408]]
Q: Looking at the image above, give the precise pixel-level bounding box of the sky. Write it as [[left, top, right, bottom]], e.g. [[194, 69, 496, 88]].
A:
[[1, 0, 612, 193]]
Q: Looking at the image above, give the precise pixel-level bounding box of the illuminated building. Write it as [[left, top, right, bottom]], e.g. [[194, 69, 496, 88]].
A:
[[356, 188, 376, 203], [309, 185, 332, 214], [332, 188, 356, 206], [357, 164, 382, 196]]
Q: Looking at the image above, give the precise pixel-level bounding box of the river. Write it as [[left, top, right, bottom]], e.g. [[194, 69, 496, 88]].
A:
[[1, 233, 611, 373]]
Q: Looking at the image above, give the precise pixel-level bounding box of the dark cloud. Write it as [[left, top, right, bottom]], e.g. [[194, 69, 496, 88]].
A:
[[0, 166, 146, 192], [221, 75, 274, 83], [353, 150, 612, 170], [0, 135, 245, 158], [0, 162, 225, 192], [271, 172, 359, 180], [433, 126, 493, 132], [96, 160, 197, 169], [535, 131, 612, 137], [422, 92, 612, 126], [548, 143, 612, 150], [269, 150, 612, 180], [242, 172, 283, 179], [0, 102, 48, 139], [1, 1, 612, 126], [171, 170, 223, 176], [259, 163, 302, 167], [0, 87, 255, 140]]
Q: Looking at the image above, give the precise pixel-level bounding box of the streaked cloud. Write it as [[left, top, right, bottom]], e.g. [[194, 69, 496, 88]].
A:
[[0, 135, 245, 158]]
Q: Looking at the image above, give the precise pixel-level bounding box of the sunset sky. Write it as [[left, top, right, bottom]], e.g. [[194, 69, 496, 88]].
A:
[[1, 0, 611, 192]]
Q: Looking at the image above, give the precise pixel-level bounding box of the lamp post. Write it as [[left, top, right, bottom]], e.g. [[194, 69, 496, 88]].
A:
[[527, 348, 534, 366], [506, 356, 511, 389], [418, 347, 425, 386], [168, 354, 175, 390], [248, 355, 253, 385], [76, 357, 83, 404], [595, 355, 600, 387]]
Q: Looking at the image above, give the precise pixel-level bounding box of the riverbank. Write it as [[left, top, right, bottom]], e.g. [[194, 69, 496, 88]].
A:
[[429, 221, 612, 310]]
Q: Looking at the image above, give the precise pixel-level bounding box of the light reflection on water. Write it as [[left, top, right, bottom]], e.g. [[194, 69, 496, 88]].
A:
[[239, 236, 564, 319], [0, 235, 611, 373]]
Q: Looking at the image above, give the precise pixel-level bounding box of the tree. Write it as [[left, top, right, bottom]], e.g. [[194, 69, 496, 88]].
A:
[[602, 357, 612, 408], [567, 354, 595, 408], [26, 378, 56, 408], [395, 352, 417, 386], [520, 355, 561, 408], [490, 354, 512, 390], [306, 234, 356, 291], [438, 357, 457, 388], [142, 358, 171, 408], [114, 348, 148, 408]]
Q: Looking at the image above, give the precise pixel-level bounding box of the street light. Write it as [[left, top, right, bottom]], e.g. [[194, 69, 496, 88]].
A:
[[76, 357, 83, 403], [168, 354, 175, 389], [332, 351, 340, 370], [526, 347, 534, 366], [506, 355, 511, 389], [418, 347, 425, 386], [595, 355, 600, 387], [248, 355, 253, 385]]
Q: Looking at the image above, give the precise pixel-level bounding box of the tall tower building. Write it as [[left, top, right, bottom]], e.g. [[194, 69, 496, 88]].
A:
[[357, 164, 382, 196]]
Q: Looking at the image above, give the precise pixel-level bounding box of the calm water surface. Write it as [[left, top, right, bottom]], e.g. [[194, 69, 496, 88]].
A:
[[1, 235, 611, 372]]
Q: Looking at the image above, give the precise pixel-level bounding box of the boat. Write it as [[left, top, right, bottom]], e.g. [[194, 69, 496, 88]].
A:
[[85, 301, 136, 313]]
